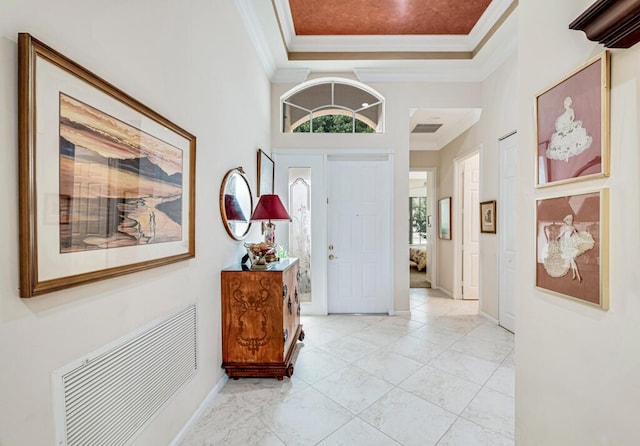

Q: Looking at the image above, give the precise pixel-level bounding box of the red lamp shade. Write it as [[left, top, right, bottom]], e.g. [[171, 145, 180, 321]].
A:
[[224, 194, 248, 222], [250, 194, 291, 221]]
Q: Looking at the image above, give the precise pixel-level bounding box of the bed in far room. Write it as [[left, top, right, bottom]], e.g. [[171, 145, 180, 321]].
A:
[[409, 246, 430, 288]]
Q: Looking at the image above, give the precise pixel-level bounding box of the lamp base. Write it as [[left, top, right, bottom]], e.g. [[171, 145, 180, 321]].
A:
[[263, 222, 276, 245]]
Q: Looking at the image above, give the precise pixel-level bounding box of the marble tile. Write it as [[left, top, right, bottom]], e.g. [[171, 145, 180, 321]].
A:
[[399, 365, 481, 414], [294, 348, 349, 384], [298, 325, 345, 347], [429, 350, 500, 385], [182, 392, 263, 437], [300, 315, 331, 328], [426, 315, 484, 335], [436, 418, 514, 446], [317, 334, 379, 362], [321, 315, 376, 334], [501, 351, 515, 369], [383, 335, 446, 364], [398, 309, 441, 324], [485, 366, 515, 398], [349, 325, 403, 348], [466, 322, 515, 344], [373, 316, 425, 334], [360, 388, 457, 446], [220, 375, 308, 403], [259, 387, 353, 446], [317, 418, 401, 446], [180, 415, 284, 446], [462, 388, 515, 439], [407, 325, 462, 348], [449, 336, 513, 363], [313, 365, 394, 413], [354, 349, 424, 385]]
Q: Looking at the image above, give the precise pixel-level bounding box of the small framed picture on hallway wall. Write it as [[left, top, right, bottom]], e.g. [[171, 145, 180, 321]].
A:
[[534, 51, 610, 188], [480, 200, 497, 234]]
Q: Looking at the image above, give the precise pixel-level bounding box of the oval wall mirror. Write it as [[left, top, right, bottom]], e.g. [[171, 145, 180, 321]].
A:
[[220, 167, 253, 240]]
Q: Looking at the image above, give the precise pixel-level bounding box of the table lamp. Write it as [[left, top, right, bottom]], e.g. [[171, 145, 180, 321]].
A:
[[250, 194, 291, 244]]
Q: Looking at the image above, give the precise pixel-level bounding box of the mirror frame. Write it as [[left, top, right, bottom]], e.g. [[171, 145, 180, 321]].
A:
[[219, 167, 253, 240]]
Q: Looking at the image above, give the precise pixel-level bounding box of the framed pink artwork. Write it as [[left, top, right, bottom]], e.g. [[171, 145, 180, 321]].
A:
[[535, 52, 610, 187], [535, 189, 609, 309]]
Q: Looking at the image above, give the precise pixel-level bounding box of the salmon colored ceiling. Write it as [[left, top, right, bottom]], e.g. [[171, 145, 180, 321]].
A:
[[288, 0, 493, 36]]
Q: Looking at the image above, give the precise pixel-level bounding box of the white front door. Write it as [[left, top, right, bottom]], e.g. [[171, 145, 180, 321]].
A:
[[462, 154, 480, 300], [499, 133, 517, 332], [327, 157, 391, 313]]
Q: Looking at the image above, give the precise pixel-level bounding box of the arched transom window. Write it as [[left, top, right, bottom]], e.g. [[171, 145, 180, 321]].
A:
[[281, 78, 384, 133]]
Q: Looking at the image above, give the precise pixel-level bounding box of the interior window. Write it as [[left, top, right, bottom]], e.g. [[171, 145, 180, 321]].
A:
[[282, 79, 384, 133]]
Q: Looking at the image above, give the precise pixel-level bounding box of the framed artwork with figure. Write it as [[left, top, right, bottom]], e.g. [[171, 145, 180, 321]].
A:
[[18, 34, 196, 297], [480, 200, 496, 234], [535, 189, 609, 309], [534, 51, 610, 188]]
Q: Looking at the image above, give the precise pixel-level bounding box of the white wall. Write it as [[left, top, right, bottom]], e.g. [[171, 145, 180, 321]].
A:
[[435, 52, 518, 314], [0, 1, 271, 444], [516, 0, 640, 444], [272, 80, 482, 312]]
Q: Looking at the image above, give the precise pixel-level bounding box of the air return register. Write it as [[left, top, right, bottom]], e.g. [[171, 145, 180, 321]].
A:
[[52, 305, 197, 446]]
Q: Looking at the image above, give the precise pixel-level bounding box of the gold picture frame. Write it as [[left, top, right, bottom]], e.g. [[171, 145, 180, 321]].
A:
[[535, 189, 609, 309], [18, 33, 196, 297], [257, 149, 274, 196], [534, 51, 610, 188], [480, 200, 497, 234]]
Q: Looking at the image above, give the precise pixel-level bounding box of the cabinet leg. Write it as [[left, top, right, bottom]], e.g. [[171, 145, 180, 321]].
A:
[[298, 330, 305, 341], [277, 376, 284, 381]]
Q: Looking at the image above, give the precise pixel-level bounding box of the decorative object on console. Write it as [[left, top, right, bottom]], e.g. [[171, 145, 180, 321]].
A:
[[535, 189, 609, 309], [243, 242, 278, 269], [250, 194, 292, 245], [18, 33, 196, 298], [220, 167, 253, 241], [480, 200, 497, 234], [221, 258, 305, 379], [257, 149, 274, 196], [569, 0, 640, 49], [535, 51, 610, 188]]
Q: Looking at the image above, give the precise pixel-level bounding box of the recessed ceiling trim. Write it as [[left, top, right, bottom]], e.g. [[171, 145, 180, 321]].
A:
[[289, 51, 474, 61], [466, 0, 517, 48], [473, 0, 519, 57]]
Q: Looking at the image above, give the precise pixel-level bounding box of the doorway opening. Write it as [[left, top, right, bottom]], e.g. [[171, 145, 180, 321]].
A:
[[409, 169, 436, 289]]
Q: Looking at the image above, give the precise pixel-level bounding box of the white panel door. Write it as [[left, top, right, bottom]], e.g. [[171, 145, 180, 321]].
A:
[[463, 155, 480, 300], [327, 158, 391, 313], [499, 133, 517, 332]]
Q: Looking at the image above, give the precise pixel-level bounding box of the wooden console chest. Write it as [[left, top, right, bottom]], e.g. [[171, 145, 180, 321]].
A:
[[221, 258, 304, 379]]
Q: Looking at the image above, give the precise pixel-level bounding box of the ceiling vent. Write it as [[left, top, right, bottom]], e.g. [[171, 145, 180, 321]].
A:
[[412, 123, 442, 133]]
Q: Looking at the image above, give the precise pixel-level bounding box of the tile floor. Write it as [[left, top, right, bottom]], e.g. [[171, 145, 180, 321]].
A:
[[180, 288, 515, 446]]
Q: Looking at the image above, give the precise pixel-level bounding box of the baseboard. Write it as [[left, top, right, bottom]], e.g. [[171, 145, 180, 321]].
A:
[[169, 373, 228, 446], [480, 311, 499, 325]]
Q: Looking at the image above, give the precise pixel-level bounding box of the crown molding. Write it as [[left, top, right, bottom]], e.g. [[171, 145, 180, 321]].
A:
[[271, 68, 310, 84]]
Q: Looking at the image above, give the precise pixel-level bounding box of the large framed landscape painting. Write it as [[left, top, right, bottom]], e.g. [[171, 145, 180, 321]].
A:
[[18, 34, 196, 297], [535, 189, 609, 309], [535, 51, 610, 188]]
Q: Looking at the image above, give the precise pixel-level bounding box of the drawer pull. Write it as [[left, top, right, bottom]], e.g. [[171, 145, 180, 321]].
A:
[[294, 289, 299, 303], [282, 284, 287, 300], [284, 329, 288, 343], [288, 297, 292, 315]]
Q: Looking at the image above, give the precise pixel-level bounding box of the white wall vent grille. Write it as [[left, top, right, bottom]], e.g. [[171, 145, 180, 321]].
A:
[[53, 305, 197, 446]]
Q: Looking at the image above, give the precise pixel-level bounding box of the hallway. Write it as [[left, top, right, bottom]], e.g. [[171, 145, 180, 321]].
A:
[[181, 289, 514, 445]]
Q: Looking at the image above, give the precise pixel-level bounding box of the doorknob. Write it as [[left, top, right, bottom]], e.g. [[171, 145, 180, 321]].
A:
[[329, 254, 338, 260]]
